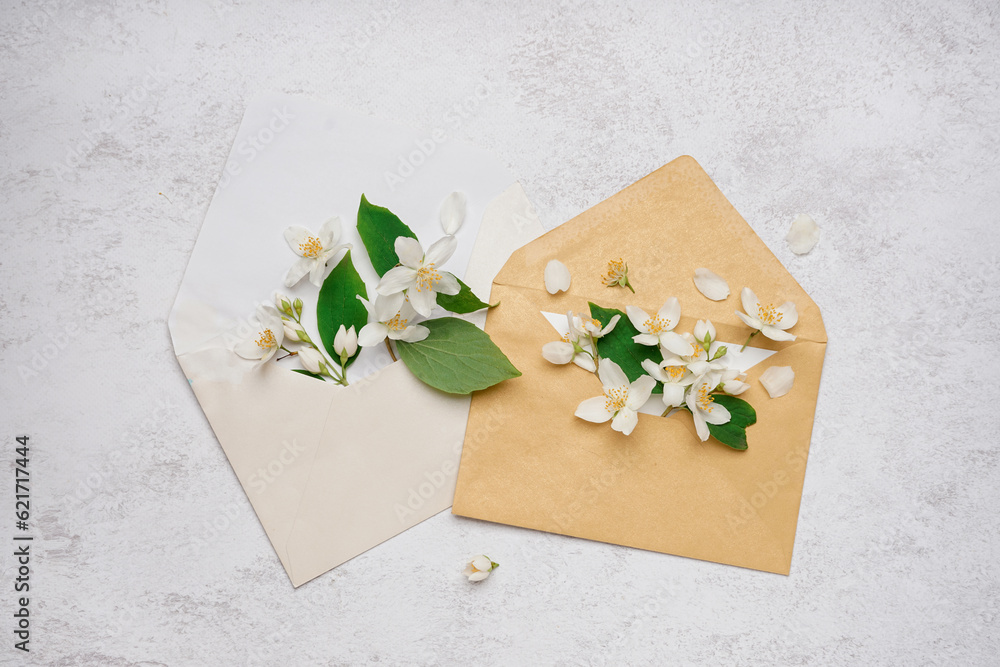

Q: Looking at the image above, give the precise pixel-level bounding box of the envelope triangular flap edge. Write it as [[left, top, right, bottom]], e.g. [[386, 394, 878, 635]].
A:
[[491, 155, 826, 344]]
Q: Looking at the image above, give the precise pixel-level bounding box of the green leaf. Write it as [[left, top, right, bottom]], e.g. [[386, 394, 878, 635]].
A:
[[712, 394, 757, 427], [588, 302, 663, 394], [705, 394, 756, 451], [395, 317, 520, 394], [291, 369, 326, 381], [356, 194, 417, 276], [316, 250, 369, 368], [436, 277, 495, 314]]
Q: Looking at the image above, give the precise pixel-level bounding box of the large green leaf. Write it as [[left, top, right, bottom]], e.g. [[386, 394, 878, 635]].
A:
[[705, 394, 756, 451], [395, 317, 520, 394], [356, 194, 417, 276], [437, 277, 494, 314], [316, 250, 369, 368], [589, 302, 663, 394]]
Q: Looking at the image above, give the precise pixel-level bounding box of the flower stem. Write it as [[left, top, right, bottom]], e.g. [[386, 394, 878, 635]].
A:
[[385, 338, 397, 362], [588, 334, 601, 374], [740, 331, 758, 352], [286, 304, 350, 384]]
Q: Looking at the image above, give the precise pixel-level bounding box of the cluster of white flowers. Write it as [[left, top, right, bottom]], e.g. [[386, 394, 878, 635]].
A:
[[541, 310, 621, 372], [568, 300, 751, 440], [540, 266, 800, 441], [237, 192, 469, 384]]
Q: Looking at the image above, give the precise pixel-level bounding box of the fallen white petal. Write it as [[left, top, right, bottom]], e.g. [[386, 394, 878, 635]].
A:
[[786, 214, 820, 255], [544, 259, 572, 294], [759, 365, 795, 398], [440, 191, 467, 235], [693, 268, 730, 301]]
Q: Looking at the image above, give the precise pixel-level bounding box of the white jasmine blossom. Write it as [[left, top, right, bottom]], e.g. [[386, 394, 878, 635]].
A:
[[686, 375, 732, 442], [357, 293, 429, 347], [602, 258, 634, 292], [542, 312, 606, 372], [283, 217, 352, 288], [235, 305, 285, 366], [736, 287, 798, 345], [571, 312, 620, 340], [376, 236, 461, 317], [641, 358, 696, 409], [626, 298, 693, 356], [575, 358, 656, 436]]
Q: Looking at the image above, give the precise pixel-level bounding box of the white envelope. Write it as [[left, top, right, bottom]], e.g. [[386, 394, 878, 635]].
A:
[[168, 94, 544, 587]]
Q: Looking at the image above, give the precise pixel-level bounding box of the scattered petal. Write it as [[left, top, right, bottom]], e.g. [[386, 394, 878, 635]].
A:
[[786, 214, 820, 254], [759, 365, 795, 398], [544, 260, 572, 294], [440, 191, 467, 235], [693, 268, 730, 301]]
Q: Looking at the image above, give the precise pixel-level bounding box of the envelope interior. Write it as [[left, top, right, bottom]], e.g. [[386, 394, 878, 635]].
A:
[[453, 156, 827, 575]]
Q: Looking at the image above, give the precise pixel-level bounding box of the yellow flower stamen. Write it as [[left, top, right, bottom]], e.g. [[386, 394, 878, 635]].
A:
[[298, 236, 323, 258], [415, 263, 442, 291], [696, 384, 714, 413], [604, 386, 628, 413], [256, 328, 277, 350], [642, 315, 671, 334], [386, 312, 409, 332], [602, 258, 627, 287], [757, 303, 783, 326], [665, 366, 685, 381]]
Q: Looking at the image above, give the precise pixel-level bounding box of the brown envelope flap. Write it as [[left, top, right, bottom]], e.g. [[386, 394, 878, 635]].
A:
[[492, 155, 826, 344]]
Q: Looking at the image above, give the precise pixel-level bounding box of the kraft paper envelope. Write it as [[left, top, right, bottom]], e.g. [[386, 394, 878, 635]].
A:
[[168, 94, 544, 587], [453, 156, 826, 575]]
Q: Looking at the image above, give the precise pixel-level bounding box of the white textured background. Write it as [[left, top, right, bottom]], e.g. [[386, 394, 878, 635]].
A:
[[2, 1, 998, 664]]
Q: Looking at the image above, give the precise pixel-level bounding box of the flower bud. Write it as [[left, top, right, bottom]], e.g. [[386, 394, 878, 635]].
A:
[[693, 319, 716, 347], [282, 321, 303, 342], [333, 325, 358, 359], [463, 554, 498, 582], [541, 341, 574, 365], [293, 298, 303, 318], [723, 379, 750, 395], [274, 293, 294, 316], [297, 347, 326, 375]]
